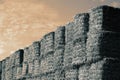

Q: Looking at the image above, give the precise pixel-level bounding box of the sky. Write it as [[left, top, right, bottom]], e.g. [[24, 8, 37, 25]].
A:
[[0, 0, 120, 60]]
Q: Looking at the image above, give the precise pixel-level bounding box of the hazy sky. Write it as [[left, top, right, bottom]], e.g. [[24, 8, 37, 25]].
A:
[[0, 0, 120, 60]]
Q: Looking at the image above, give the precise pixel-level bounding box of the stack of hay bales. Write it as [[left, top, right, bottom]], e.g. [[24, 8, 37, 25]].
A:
[[22, 41, 41, 79], [1, 5, 120, 80], [14, 49, 24, 80], [27, 45, 34, 77], [4, 57, 9, 80], [72, 13, 89, 80], [64, 22, 74, 68], [40, 32, 55, 80], [22, 47, 29, 78], [72, 13, 89, 65], [1, 53, 15, 80], [31, 41, 41, 79], [1, 50, 24, 80], [5, 57, 13, 80], [86, 5, 120, 80], [87, 5, 120, 62], [78, 64, 90, 80], [33, 58, 40, 76], [64, 22, 79, 80], [89, 58, 120, 80], [54, 26, 65, 80], [9, 53, 15, 80]]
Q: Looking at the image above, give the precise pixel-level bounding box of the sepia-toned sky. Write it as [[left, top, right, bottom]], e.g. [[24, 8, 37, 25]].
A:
[[0, 0, 120, 60]]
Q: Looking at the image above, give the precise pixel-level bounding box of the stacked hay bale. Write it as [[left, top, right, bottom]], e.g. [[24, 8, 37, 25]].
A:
[[32, 41, 41, 79], [5, 57, 11, 80], [78, 64, 90, 80], [86, 5, 120, 80], [54, 26, 65, 80], [9, 53, 16, 80], [72, 13, 89, 80], [72, 13, 89, 65], [13, 49, 24, 80], [40, 32, 55, 80], [27, 45, 34, 77], [64, 22, 79, 80], [1, 54, 16, 80], [89, 58, 120, 80], [64, 22, 74, 68], [1, 59, 6, 80], [22, 47, 29, 79], [22, 41, 41, 80]]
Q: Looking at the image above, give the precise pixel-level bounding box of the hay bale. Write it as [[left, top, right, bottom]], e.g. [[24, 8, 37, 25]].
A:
[[16, 65, 23, 79], [5, 70, 9, 80], [41, 32, 54, 57], [73, 13, 89, 38], [9, 69, 13, 80], [40, 58, 47, 73], [55, 26, 65, 49], [46, 54, 55, 72], [29, 45, 35, 61], [31, 41, 40, 60], [5, 57, 10, 71], [22, 62, 28, 76], [47, 72, 55, 80], [9, 53, 15, 68], [12, 66, 17, 80], [55, 69, 65, 80], [33, 76, 41, 80], [86, 32, 120, 63], [33, 59, 40, 75], [24, 47, 29, 62], [64, 22, 74, 68], [40, 54, 55, 74], [65, 22, 74, 43], [89, 58, 120, 80], [54, 26, 65, 71], [54, 47, 64, 70], [41, 75, 47, 80], [78, 64, 90, 80], [28, 61, 34, 75], [64, 42, 73, 68], [15, 49, 24, 66], [40, 38, 45, 56], [54, 48, 64, 57], [65, 67, 78, 80], [89, 5, 120, 33], [72, 13, 89, 65], [72, 36, 87, 65]]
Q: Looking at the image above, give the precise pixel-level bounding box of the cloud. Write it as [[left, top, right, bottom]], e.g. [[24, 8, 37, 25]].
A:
[[0, 0, 62, 60]]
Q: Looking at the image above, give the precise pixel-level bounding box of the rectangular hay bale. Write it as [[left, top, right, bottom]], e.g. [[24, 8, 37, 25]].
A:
[[89, 5, 120, 33], [41, 32, 54, 56], [88, 58, 120, 80], [55, 26, 65, 49], [86, 32, 120, 62]]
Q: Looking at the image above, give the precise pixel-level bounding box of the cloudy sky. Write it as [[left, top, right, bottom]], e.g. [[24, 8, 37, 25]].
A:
[[0, 0, 120, 60]]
